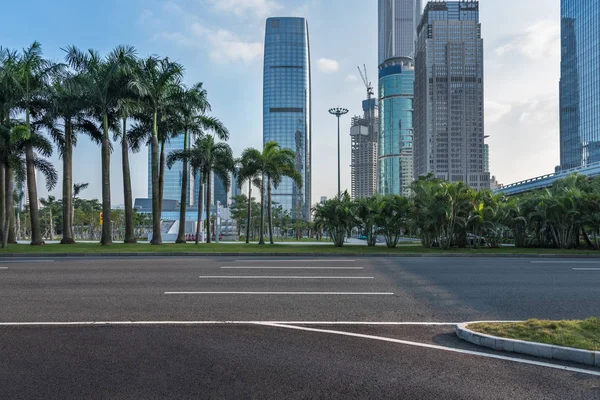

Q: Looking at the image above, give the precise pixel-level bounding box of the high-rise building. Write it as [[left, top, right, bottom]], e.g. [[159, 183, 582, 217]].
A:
[[263, 17, 312, 220], [377, 0, 421, 197], [147, 135, 196, 205], [378, 0, 422, 62], [484, 143, 490, 173], [413, 1, 489, 189], [213, 173, 228, 207], [378, 57, 415, 197], [559, 0, 600, 170], [351, 99, 379, 199]]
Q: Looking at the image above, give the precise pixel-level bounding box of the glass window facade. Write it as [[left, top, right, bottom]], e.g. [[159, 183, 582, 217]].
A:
[[378, 58, 415, 197], [378, 0, 421, 63], [560, 0, 600, 170], [263, 17, 311, 220]]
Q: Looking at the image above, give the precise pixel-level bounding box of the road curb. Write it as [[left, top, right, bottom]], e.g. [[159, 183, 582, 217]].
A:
[[456, 323, 599, 367], [1, 252, 600, 259]]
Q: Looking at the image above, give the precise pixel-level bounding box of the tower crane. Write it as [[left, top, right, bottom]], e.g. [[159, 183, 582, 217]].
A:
[[357, 64, 374, 100]]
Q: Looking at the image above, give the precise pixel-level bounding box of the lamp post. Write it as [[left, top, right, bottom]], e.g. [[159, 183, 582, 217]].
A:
[[328, 107, 348, 199]]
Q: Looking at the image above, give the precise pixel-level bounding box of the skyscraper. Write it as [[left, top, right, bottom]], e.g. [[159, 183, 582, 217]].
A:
[[559, 0, 600, 170], [263, 17, 311, 220], [377, 0, 420, 196], [413, 1, 489, 189], [378, 0, 422, 62], [350, 99, 379, 199]]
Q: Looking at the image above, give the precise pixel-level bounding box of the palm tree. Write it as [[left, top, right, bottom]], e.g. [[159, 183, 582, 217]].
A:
[[64, 45, 136, 245], [237, 148, 262, 244], [263, 144, 302, 245], [40, 195, 57, 240], [130, 56, 183, 245], [0, 124, 26, 248], [198, 135, 235, 244], [43, 72, 102, 244], [171, 83, 228, 243], [376, 195, 410, 248], [312, 192, 357, 247], [355, 195, 382, 247]]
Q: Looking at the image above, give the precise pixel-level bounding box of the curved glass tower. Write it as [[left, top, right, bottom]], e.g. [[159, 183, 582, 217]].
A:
[[263, 17, 311, 220], [560, 0, 600, 170], [378, 57, 414, 197]]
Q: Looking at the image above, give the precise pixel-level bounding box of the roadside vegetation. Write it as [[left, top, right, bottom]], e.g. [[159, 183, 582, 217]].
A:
[[468, 318, 600, 351]]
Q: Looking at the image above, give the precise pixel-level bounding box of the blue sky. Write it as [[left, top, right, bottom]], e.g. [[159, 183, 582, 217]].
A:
[[1, 0, 561, 204]]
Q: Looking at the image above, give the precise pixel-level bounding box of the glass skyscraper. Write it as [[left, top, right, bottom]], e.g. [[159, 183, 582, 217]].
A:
[[378, 58, 414, 197], [559, 0, 600, 170], [378, 0, 420, 196], [413, 1, 489, 189], [263, 17, 311, 220]]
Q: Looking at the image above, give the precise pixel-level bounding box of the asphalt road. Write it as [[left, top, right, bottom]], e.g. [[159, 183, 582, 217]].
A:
[[0, 256, 599, 399]]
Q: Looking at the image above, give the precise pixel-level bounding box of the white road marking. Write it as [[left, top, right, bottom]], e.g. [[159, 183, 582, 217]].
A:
[[572, 268, 600, 271], [199, 276, 374, 279], [531, 261, 600, 264], [234, 259, 356, 263], [221, 267, 364, 270], [0, 260, 55, 263], [0, 321, 462, 326], [260, 323, 600, 377], [164, 292, 394, 296], [0, 267, 7, 269]]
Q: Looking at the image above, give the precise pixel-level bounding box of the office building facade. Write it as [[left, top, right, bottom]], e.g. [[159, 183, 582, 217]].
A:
[[378, 0, 420, 196], [263, 17, 312, 220], [559, 0, 600, 170], [378, 57, 415, 197], [351, 99, 379, 199], [413, 1, 489, 189]]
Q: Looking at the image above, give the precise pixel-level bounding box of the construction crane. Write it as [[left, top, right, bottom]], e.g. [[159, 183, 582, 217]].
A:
[[357, 64, 374, 100]]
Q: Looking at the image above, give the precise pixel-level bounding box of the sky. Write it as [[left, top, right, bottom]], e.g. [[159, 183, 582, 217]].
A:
[[0, 0, 561, 204]]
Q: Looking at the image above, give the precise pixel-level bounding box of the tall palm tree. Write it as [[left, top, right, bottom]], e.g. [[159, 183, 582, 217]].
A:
[[237, 148, 262, 244], [43, 72, 102, 244], [263, 144, 302, 245], [64, 45, 136, 245], [13, 42, 63, 245], [0, 124, 26, 248], [130, 56, 183, 245], [171, 83, 228, 243], [197, 135, 235, 244]]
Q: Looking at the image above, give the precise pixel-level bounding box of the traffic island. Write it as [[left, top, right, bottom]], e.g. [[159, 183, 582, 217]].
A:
[[457, 318, 600, 367]]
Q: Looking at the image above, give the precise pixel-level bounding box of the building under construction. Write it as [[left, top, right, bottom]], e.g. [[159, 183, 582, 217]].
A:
[[351, 98, 379, 200], [351, 66, 379, 200]]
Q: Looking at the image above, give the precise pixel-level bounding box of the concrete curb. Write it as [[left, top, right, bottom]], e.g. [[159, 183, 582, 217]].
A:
[[0, 252, 600, 259], [456, 323, 600, 367]]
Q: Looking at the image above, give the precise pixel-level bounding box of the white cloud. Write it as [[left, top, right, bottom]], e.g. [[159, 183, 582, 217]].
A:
[[345, 74, 358, 82], [485, 100, 512, 123], [207, 29, 263, 64], [494, 20, 560, 61], [318, 58, 340, 73], [207, 0, 282, 18]]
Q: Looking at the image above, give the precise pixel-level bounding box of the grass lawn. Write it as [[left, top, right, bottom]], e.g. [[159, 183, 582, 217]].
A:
[[468, 318, 600, 351], [1, 242, 600, 255]]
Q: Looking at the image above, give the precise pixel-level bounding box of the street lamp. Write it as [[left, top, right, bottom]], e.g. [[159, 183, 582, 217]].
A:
[[328, 107, 348, 199]]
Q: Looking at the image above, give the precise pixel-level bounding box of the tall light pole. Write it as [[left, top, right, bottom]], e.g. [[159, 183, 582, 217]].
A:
[[329, 107, 348, 199]]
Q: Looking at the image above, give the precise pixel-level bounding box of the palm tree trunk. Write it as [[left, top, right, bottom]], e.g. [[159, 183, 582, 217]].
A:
[[150, 110, 162, 245], [49, 207, 54, 241], [206, 172, 212, 244], [159, 139, 166, 213], [16, 212, 21, 241], [121, 118, 136, 244], [2, 167, 13, 248], [61, 118, 75, 244], [176, 129, 189, 243], [100, 113, 113, 245], [246, 182, 252, 244], [25, 144, 43, 245], [258, 176, 265, 245], [0, 163, 4, 244], [267, 176, 274, 245], [195, 173, 203, 245]]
